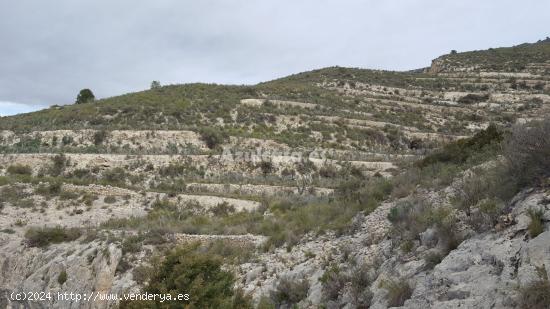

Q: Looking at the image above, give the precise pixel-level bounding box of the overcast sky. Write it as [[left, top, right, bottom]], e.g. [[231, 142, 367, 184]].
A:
[[1, 0, 548, 116]]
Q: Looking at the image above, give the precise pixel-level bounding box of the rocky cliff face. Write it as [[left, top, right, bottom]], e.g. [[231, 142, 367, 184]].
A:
[[400, 189, 549, 308], [235, 179, 550, 308], [0, 237, 136, 309]]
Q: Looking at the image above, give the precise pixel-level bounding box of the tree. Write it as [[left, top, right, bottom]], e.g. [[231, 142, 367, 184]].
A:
[[75, 89, 95, 104], [150, 80, 161, 90]]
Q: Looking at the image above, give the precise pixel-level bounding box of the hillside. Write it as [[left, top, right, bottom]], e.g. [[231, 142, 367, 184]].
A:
[[1, 40, 550, 309]]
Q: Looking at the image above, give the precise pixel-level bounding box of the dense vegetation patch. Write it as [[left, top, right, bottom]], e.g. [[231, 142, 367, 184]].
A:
[[25, 226, 82, 247], [418, 124, 503, 168], [120, 244, 252, 309]]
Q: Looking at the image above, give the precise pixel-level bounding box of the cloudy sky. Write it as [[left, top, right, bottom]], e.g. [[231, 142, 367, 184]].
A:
[[1, 0, 548, 116]]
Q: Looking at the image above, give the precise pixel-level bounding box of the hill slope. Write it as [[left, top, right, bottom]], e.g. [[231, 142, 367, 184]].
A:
[[0, 40, 550, 309]]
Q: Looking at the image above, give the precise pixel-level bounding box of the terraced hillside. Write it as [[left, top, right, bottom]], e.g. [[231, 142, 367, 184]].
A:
[[1, 40, 550, 308]]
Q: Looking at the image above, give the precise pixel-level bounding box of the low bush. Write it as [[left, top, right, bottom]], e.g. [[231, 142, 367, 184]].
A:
[[451, 164, 519, 232], [50, 153, 68, 176], [379, 278, 413, 307], [104, 196, 117, 204], [388, 199, 450, 241], [457, 93, 489, 104], [423, 251, 444, 270], [336, 177, 392, 209], [14, 198, 35, 209], [25, 226, 82, 247], [93, 130, 108, 145], [198, 127, 228, 149], [419, 124, 503, 168], [7, 164, 32, 176], [320, 263, 373, 307], [258, 161, 274, 176], [388, 198, 460, 254], [81, 193, 99, 206], [504, 119, 550, 188], [60, 190, 79, 200], [319, 163, 338, 178], [468, 198, 505, 232], [35, 182, 62, 197], [102, 167, 128, 185], [519, 266, 550, 309], [121, 234, 145, 254], [320, 266, 346, 302], [158, 163, 187, 178], [120, 244, 252, 309], [210, 202, 236, 216], [271, 276, 310, 307], [527, 208, 545, 238], [71, 168, 93, 180], [58, 270, 68, 285], [0, 184, 30, 204]]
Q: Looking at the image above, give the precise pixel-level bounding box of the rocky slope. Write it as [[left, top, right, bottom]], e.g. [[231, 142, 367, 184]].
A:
[[235, 168, 550, 308], [0, 40, 549, 308]]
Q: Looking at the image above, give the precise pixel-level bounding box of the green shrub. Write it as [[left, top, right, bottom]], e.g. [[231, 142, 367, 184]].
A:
[[50, 153, 68, 176], [520, 279, 550, 309], [12, 137, 41, 153], [519, 266, 550, 309], [258, 161, 274, 176], [61, 135, 73, 145], [71, 168, 92, 179], [454, 165, 518, 218], [379, 278, 413, 307], [336, 177, 392, 208], [457, 93, 489, 104], [58, 270, 68, 285], [1, 184, 30, 203], [120, 245, 252, 309], [198, 127, 228, 149], [121, 235, 144, 254], [419, 124, 503, 168], [271, 276, 309, 307], [467, 198, 505, 232], [423, 252, 444, 270], [319, 164, 338, 178], [210, 202, 236, 216], [388, 199, 460, 253], [7, 164, 32, 176], [320, 266, 345, 302], [527, 208, 545, 238], [60, 190, 79, 200], [15, 198, 35, 209], [320, 264, 373, 307], [158, 163, 187, 178], [257, 297, 276, 309], [505, 119, 550, 188], [102, 167, 128, 185], [25, 226, 82, 247], [93, 130, 108, 145], [81, 193, 99, 206], [35, 182, 62, 196], [103, 196, 117, 204]]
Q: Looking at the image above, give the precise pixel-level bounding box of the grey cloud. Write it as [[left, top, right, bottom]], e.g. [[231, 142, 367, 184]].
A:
[[0, 0, 548, 114]]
